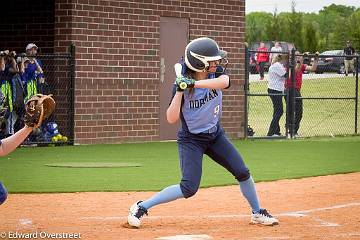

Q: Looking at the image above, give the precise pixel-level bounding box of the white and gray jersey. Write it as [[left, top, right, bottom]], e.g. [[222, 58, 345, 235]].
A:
[[181, 86, 222, 134], [268, 62, 286, 92], [171, 67, 228, 134]]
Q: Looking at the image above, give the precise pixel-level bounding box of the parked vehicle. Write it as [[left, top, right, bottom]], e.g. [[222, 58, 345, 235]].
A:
[[315, 50, 346, 74], [249, 41, 296, 74], [315, 50, 359, 74]]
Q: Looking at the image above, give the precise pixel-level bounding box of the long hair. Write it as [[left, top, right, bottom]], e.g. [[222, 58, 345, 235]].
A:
[[184, 65, 196, 95], [295, 51, 302, 72], [184, 66, 195, 79], [273, 54, 283, 63]]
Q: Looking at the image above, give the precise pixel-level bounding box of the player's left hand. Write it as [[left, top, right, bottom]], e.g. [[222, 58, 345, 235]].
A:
[[24, 94, 56, 128], [176, 76, 195, 91]]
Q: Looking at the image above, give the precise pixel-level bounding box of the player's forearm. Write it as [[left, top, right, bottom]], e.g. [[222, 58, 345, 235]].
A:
[[9, 59, 19, 73], [310, 61, 318, 72], [306, 60, 318, 72], [194, 75, 230, 89], [0, 126, 32, 157], [20, 61, 25, 73], [34, 59, 43, 73], [166, 91, 183, 124]]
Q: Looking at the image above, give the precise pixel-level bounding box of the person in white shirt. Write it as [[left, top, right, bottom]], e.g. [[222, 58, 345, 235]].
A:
[[269, 42, 282, 65], [267, 54, 287, 136]]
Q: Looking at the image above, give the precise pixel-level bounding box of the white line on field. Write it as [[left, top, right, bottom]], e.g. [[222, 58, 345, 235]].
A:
[[17, 218, 33, 230], [279, 202, 360, 216], [332, 233, 360, 237], [155, 234, 213, 240], [313, 217, 340, 227], [252, 237, 291, 240], [19, 218, 33, 226], [79, 202, 360, 222]]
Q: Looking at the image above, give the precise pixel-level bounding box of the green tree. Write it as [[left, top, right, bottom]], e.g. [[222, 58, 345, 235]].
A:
[[245, 12, 273, 44], [265, 8, 281, 41], [278, 13, 292, 42], [347, 9, 360, 51], [245, 4, 359, 53], [288, 1, 303, 51], [321, 4, 355, 18], [303, 23, 318, 52], [318, 4, 356, 50], [333, 20, 350, 49]]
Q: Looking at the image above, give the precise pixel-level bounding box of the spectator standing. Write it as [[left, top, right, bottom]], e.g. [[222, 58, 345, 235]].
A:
[[285, 51, 318, 137], [343, 41, 355, 76], [256, 42, 269, 80], [267, 55, 286, 137], [270, 42, 283, 64], [0, 50, 18, 137], [24, 43, 44, 101]]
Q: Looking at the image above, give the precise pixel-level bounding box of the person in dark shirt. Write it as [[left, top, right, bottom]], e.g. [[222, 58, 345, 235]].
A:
[[24, 43, 45, 101], [343, 41, 356, 76], [0, 50, 18, 136]]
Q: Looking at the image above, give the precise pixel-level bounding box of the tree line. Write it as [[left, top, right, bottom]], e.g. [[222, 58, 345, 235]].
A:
[[246, 3, 360, 53]]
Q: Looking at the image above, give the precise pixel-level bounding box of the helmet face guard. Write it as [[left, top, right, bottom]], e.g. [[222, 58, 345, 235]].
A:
[[185, 37, 227, 73], [212, 57, 228, 74]]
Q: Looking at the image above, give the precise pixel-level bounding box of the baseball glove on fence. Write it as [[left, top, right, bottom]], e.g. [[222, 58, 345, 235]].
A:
[[24, 94, 55, 128]]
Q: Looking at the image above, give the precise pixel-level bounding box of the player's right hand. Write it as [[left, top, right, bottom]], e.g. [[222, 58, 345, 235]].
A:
[[176, 76, 195, 91]]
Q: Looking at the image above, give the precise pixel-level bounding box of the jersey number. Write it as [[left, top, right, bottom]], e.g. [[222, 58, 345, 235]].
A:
[[214, 105, 220, 118]]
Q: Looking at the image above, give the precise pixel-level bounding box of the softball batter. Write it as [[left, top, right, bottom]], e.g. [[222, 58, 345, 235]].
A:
[[128, 37, 278, 227]]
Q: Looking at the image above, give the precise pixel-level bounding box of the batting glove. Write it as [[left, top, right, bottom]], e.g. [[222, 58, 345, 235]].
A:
[[176, 76, 195, 91]]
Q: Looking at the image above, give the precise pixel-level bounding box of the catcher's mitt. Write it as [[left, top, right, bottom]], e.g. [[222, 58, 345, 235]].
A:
[[24, 94, 55, 128]]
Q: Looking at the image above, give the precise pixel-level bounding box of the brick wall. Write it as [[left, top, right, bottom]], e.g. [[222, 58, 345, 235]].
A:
[[0, 0, 55, 53], [55, 0, 246, 144]]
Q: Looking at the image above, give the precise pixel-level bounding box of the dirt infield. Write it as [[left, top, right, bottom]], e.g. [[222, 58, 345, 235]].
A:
[[1, 173, 359, 240]]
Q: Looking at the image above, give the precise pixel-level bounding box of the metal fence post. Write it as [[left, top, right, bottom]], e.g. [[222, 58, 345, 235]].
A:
[[244, 44, 249, 138], [355, 56, 359, 134], [289, 48, 296, 138], [69, 43, 76, 145]]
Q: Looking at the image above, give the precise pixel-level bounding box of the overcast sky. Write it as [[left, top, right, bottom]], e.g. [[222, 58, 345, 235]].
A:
[[246, 0, 360, 14]]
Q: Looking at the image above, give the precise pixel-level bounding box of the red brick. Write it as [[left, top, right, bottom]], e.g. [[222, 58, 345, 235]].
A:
[[52, 0, 245, 143]]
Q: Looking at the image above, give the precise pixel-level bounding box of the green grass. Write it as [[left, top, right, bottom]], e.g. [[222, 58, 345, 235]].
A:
[[1, 136, 359, 193], [248, 76, 359, 137]]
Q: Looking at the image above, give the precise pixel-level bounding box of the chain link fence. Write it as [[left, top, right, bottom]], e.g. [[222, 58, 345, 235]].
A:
[[245, 47, 359, 138], [0, 45, 75, 145]]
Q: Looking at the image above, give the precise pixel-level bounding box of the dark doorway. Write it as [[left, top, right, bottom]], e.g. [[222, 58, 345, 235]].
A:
[[159, 17, 189, 140]]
